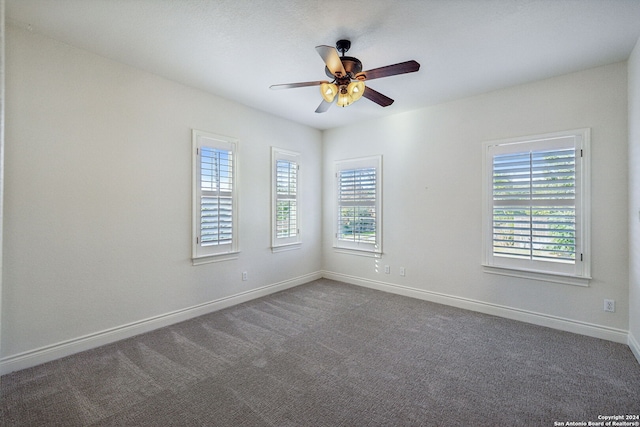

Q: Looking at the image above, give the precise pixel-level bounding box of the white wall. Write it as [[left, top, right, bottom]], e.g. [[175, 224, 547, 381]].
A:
[[3, 23, 636, 374], [323, 62, 630, 341], [0, 0, 5, 366], [1, 26, 322, 372], [629, 37, 640, 362]]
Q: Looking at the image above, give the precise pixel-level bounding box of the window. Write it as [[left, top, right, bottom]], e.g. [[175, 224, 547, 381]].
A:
[[482, 129, 590, 284], [192, 130, 238, 263], [334, 155, 382, 255], [271, 148, 301, 251]]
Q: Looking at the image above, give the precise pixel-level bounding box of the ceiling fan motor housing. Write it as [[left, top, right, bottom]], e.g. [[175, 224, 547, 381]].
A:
[[324, 39, 363, 81], [325, 57, 363, 80]]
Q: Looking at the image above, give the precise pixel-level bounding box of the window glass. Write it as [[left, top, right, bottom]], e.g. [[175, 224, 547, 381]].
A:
[[193, 130, 238, 262], [272, 148, 301, 251], [483, 130, 590, 283], [334, 156, 382, 255]]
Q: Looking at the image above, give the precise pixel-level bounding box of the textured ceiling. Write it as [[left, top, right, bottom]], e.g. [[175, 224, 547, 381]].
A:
[[7, 0, 640, 130]]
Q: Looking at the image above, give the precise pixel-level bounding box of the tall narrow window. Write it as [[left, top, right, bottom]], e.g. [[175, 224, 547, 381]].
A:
[[272, 148, 301, 251], [334, 156, 382, 255], [193, 130, 238, 262], [482, 129, 590, 283]]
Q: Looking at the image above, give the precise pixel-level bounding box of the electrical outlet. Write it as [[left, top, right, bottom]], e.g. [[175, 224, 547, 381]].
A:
[[400, 267, 406, 277], [604, 299, 615, 312], [242, 271, 248, 281], [384, 265, 390, 274]]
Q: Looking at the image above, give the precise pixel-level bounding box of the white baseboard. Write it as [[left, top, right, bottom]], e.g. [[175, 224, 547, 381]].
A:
[[0, 271, 322, 375], [3, 270, 634, 375], [322, 271, 629, 345], [629, 331, 640, 365]]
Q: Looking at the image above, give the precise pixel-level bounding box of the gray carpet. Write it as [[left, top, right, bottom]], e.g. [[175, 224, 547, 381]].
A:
[[2, 279, 639, 426]]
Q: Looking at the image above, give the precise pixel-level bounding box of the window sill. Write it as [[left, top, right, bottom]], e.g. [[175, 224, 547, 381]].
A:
[[271, 243, 302, 253], [192, 251, 240, 266], [333, 247, 382, 258], [482, 264, 591, 287]]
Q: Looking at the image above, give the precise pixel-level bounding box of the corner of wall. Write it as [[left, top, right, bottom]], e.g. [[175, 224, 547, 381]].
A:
[[628, 35, 640, 360], [0, 0, 6, 370], [630, 331, 640, 365]]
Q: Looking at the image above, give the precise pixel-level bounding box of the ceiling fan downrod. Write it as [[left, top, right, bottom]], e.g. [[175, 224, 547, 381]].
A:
[[336, 39, 351, 56], [327, 40, 362, 80]]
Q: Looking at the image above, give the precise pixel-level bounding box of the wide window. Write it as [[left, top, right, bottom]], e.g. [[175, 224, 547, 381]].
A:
[[192, 130, 238, 263], [334, 155, 382, 255], [482, 129, 590, 284], [272, 148, 301, 251]]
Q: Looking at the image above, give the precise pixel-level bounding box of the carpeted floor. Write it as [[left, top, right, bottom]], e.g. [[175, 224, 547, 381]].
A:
[[2, 279, 639, 426]]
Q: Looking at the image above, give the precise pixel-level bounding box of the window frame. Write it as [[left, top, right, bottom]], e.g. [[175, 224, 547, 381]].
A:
[[482, 129, 591, 286], [271, 147, 301, 252], [192, 129, 239, 265], [334, 155, 383, 257]]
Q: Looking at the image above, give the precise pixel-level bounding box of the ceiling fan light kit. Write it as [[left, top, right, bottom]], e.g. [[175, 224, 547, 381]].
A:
[[321, 80, 365, 107], [270, 39, 420, 113]]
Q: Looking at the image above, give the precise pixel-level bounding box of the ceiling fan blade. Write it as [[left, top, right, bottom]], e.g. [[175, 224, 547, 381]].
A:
[[315, 45, 347, 78], [270, 81, 326, 90], [315, 99, 333, 113], [358, 60, 420, 81], [363, 86, 394, 107]]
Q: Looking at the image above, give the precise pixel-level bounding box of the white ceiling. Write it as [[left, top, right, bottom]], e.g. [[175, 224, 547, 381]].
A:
[[6, 0, 640, 130]]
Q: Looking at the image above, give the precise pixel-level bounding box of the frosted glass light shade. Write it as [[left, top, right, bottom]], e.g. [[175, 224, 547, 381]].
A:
[[320, 83, 338, 102], [348, 81, 365, 102]]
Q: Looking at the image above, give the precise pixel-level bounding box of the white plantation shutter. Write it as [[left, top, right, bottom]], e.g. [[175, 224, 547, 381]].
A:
[[276, 160, 298, 238], [335, 156, 382, 254], [200, 147, 234, 246], [338, 168, 377, 242], [483, 130, 590, 281], [272, 148, 301, 250], [193, 130, 238, 261]]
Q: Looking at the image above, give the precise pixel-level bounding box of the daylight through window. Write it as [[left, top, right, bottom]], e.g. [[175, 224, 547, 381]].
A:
[[483, 129, 590, 282], [335, 156, 382, 255], [192, 130, 238, 262], [272, 148, 301, 250]]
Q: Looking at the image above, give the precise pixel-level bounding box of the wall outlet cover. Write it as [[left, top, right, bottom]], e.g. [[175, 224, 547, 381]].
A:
[[604, 299, 615, 312]]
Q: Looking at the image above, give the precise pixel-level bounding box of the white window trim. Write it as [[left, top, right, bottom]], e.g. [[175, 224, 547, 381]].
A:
[[334, 155, 383, 257], [271, 147, 301, 252], [192, 130, 239, 265], [481, 129, 591, 286]]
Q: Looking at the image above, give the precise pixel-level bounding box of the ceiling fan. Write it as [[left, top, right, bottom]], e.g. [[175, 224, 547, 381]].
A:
[[270, 39, 420, 113]]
